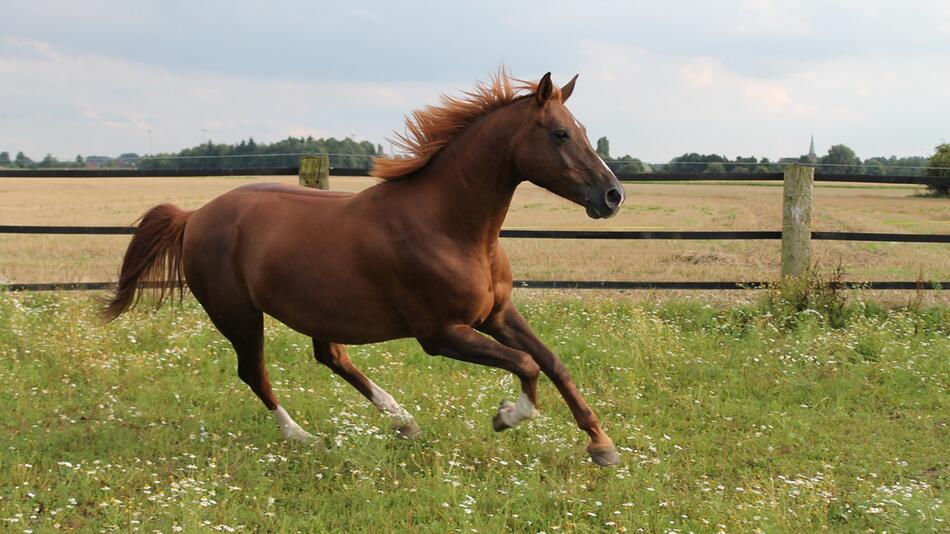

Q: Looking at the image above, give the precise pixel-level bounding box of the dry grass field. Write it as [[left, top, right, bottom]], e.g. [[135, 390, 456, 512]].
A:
[[1, 175, 948, 304]]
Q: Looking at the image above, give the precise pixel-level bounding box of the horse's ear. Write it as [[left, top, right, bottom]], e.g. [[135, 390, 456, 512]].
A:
[[535, 72, 554, 105], [560, 74, 578, 103]]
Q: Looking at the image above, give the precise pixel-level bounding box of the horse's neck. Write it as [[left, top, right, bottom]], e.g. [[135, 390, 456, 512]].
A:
[[411, 108, 521, 245]]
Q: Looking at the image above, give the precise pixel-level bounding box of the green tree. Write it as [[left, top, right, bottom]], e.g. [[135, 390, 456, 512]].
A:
[[75, 155, 85, 166], [863, 159, 886, 175], [669, 153, 727, 174], [925, 143, 950, 196], [0, 151, 10, 166], [733, 156, 758, 172], [137, 135, 380, 172], [38, 154, 59, 168], [819, 144, 860, 174], [759, 157, 781, 172], [595, 136, 610, 159], [606, 154, 646, 175], [618, 157, 646, 174], [704, 161, 726, 173], [863, 155, 929, 176], [14, 151, 31, 168]]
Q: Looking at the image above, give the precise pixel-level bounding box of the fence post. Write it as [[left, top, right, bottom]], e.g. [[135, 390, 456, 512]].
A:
[[298, 155, 330, 190], [781, 164, 814, 277]]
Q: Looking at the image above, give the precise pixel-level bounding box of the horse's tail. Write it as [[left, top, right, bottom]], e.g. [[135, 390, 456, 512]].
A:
[[102, 204, 192, 322]]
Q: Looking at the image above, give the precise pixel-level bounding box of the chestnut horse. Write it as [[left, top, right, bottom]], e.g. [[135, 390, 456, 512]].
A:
[[104, 72, 625, 466]]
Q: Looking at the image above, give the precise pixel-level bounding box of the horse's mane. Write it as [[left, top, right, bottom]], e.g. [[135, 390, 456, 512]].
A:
[[371, 69, 561, 180]]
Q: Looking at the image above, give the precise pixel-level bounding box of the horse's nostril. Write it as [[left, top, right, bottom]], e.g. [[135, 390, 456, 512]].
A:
[[604, 187, 624, 210]]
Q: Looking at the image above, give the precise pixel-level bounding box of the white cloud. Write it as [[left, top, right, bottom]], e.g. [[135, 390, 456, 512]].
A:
[[679, 58, 719, 89], [570, 38, 950, 161], [0, 36, 442, 158], [3, 1, 950, 162]]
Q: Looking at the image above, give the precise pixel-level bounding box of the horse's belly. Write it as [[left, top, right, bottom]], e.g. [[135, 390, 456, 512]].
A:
[[272, 303, 411, 345], [249, 264, 411, 344]]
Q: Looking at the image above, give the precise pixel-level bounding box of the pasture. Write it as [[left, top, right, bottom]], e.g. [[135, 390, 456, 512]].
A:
[[1, 176, 948, 531], [0, 292, 947, 532]]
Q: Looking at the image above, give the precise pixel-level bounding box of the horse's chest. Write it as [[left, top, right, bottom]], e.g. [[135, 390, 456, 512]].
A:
[[414, 251, 497, 324]]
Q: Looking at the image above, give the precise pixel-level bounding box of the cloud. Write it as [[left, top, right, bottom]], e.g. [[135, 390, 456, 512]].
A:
[[3, 1, 950, 161], [0, 36, 443, 158], [570, 38, 950, 161]]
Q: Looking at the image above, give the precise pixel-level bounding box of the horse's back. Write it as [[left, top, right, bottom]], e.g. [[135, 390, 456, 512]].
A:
[[234, 182, 355, 199], [181, 182, 413, 343], [182, 183, 356, 264], [188, 182, 356, 235]]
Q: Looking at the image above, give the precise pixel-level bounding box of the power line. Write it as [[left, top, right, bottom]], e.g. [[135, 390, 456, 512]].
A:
[[137, 152, 377, 161], [606, 160, 949, 171]]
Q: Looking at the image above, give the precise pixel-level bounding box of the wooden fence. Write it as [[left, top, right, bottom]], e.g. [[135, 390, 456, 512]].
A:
[[1, 157, 948, 291]]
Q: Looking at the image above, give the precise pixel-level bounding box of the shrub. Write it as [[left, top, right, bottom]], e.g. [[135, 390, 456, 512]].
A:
[[761, 264, 849, 329], [925, 143, 950, 197]]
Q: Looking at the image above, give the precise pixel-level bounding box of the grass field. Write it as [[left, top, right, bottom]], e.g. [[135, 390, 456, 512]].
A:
[[1, 291, 947, 532], [0, 176, 948, 306], [1, 175, 948, 531]]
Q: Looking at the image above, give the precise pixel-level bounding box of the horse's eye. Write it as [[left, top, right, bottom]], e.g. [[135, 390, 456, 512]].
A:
[[552, 130, 570, 142]]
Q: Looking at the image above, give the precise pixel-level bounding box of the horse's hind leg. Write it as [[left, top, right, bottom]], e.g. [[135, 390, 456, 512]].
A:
[[183, 221, 312, 443], [194, 291, 314, 443], [313, 340, 420, 439], [421, 325, 540, 432]]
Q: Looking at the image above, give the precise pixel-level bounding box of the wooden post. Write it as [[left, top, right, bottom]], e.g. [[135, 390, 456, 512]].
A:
[[781, 164, 814, 277], [298, 155, 329, 190]]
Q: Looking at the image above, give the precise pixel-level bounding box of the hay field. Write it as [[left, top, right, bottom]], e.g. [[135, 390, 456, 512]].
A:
[[0, 176, 947, 303]]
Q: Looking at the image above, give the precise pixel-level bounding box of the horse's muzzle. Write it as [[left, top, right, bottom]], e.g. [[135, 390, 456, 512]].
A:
[[584, 185, 625, 219]]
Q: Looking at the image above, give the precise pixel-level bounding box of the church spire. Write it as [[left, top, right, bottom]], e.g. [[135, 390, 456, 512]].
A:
[[807, 134, 817, 163]]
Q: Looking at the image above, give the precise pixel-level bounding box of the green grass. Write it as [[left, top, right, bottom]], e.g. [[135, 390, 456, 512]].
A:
[[0, 292, 947, 532]]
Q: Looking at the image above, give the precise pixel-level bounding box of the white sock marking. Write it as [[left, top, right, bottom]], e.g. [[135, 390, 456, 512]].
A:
[[369, 381, 416, 430], [497, 393, 539, 427], [271, 405, 314, 442]]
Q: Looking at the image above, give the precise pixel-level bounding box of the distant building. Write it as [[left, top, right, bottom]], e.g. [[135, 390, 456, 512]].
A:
[[84, 156, 112, 169], [779, 136, 819, 166], [116, 153, 140, 169], [805, 135, 817, 164], [83, 154, 139, 169]]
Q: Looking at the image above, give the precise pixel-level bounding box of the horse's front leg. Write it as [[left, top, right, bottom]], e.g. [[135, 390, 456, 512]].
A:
[[418, 325, 541, 431], [478, 302, 621, 467]]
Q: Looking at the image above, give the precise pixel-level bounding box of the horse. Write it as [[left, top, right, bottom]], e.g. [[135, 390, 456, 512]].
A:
[[103, 71, 626, 466]]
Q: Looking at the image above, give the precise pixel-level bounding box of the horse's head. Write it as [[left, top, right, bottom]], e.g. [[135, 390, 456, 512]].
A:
[[511, 73, 625, 219]]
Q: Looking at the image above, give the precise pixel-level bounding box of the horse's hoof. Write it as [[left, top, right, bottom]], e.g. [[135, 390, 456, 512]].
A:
[[492, 412, 512, 432], [395, 420, 421, 440], [283, 428, 316, 443], [588, 443, 621, 467], [492, 400, 517, 432]]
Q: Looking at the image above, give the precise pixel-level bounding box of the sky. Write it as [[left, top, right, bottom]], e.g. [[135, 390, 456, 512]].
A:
[[2, 0, 949, 163]]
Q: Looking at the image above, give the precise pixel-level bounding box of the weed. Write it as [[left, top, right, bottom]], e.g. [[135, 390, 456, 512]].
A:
[[762, 263, 849, 329]]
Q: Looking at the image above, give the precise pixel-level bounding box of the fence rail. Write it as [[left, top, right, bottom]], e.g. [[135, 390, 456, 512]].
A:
[[2, 161, 947, 291], [3, 226, 950, 243]]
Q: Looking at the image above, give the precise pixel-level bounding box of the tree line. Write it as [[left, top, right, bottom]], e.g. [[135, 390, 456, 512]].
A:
[[138, 136, 381, 171], [593, 136, 940, 176], [2, 137, 948, 195], [0, 136, 382, 171]]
